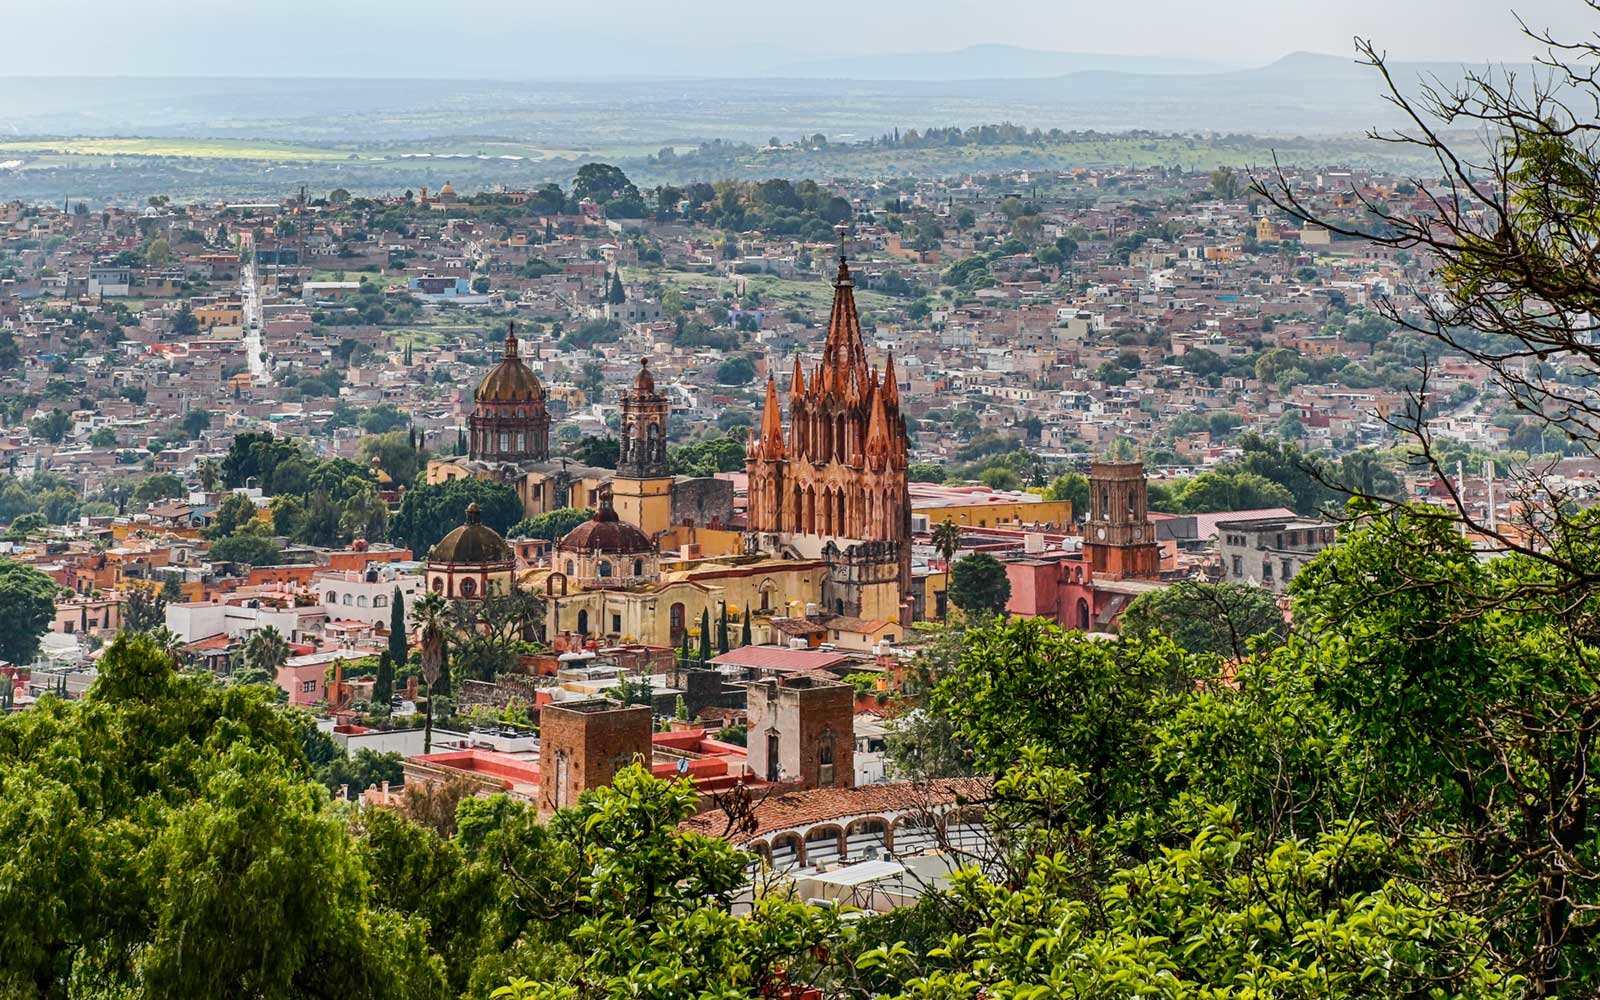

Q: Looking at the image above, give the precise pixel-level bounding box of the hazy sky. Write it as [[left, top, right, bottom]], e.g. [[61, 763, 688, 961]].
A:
[[2, 0, 1590, 76]]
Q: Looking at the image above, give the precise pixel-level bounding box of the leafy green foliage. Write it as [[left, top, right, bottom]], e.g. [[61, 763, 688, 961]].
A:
[[208, 531, 281, 566], [1120, 580, 1286, 659], [131, 472, 185, 506], [0, 559, 58, 664], [505, 765, 838, 999], [948, 552, 1011, 616], [391, 478, 522, 555], [859, 796, 1515, 1000], [667, 435, 746, 477], [509, 507, 592, 541], [0, 632, 445, 997]]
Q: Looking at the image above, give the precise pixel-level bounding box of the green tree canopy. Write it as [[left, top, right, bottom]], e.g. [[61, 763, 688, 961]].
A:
[[667, 435, 746, 478], [948, 552, 1011, 617], [0, 560, 59, 664], [508, 507, 592, 541], [390, 478, 521, 556], [132, 473, 185, 507], [1120, 580, 1287, 660]]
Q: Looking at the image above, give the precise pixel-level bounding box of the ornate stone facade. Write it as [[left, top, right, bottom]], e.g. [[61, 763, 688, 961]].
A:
[[745, 256, 912, 603], [612, 357, 674, 538], [616, 357, 669, 478]]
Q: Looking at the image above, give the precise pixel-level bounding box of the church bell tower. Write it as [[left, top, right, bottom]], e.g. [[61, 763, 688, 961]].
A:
[[1083, 461, 1161, 580], [612, 357, 674, 538]]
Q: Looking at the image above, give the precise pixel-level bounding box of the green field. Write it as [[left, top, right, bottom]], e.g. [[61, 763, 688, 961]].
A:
[[0, 137, 680, 165], [623, 267, 899, 316], [0, 138, 365, 161]]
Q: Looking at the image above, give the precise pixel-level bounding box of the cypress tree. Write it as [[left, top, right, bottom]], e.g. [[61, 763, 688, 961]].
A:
[[716, 603, 729, 655], [373, 651, 394, 707], [679, 629, 691, 669], [741, 607, 752, 647], [698, 608, 711, 663], [388, 587, 408, 668]]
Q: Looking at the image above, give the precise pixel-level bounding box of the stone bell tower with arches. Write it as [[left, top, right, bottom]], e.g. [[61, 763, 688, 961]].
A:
[[611, 357, 674, 538], [1082, 460, 1161, 580]]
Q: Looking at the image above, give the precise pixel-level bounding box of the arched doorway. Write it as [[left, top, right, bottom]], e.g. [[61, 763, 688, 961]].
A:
[[846, 818, 890, 859], [770, 832, 804, 869], [805, 825, 844, 866], [1076, 598, 1091, 631], [576, 609, 589, 636]]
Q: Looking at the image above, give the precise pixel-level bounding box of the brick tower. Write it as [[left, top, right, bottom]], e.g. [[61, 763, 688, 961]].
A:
[[537, 699, 652, 814], [1082, 461, 1160, 580], [746, 675, 855, 789]]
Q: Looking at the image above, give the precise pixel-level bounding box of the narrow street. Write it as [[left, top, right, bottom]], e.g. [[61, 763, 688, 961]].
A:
[[239, 233, 270, 384]]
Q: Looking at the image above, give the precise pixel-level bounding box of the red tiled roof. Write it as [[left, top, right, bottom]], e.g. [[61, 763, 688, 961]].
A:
[[682, 778, 992, 843], [772, 618, 826, 637], [709, 646, 849, 673]]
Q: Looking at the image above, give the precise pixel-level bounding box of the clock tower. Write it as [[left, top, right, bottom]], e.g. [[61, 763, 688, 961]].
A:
[[1083, 461, 1161, 580]]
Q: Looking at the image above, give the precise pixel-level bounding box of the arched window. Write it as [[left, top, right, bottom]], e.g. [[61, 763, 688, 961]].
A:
[[817, 731, 836, 786], [342, 594, 353, 606], [669, 603, 686, 641], [632, 558, 644, 577], [460, 577, 477, 597], [431, 577, 445, 592], [356, 595, 369, 608], [373, 595, 387, 608], [325, 591, 337, 604], [597, 560, 613, 578]]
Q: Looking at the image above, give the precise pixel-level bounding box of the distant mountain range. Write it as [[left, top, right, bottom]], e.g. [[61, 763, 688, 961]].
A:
[[773, 44, 1237, 80], [0, 50, 1532, 144]]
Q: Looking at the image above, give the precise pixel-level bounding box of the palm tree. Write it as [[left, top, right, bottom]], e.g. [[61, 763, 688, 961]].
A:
[[932, 519, 963, 623], [240, 625, 289, 676], [147, 625, 189, 668], [932, 519, 961, 571], [412, 590, 448, 753], [196, 458, 222, 493]]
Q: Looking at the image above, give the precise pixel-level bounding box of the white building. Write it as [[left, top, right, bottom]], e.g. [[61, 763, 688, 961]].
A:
[[164, 601, 305, 644], [315, 564, 425, 629]]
